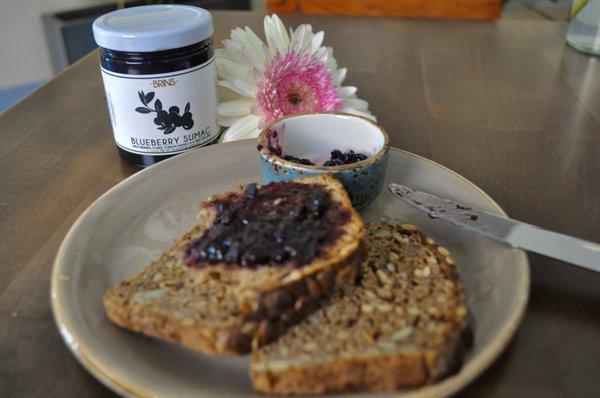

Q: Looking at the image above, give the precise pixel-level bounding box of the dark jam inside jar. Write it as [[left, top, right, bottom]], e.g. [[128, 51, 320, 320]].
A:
[[100, 39, 212, 74], [99, 38, 215, 167], [184, 182, 352, 268], [258, 131, 369, 167]]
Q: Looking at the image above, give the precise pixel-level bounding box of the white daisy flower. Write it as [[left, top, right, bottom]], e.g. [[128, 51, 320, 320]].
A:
[[216, 14, 376, 142]]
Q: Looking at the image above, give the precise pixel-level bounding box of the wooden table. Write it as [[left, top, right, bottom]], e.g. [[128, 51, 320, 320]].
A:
[[1, 11, 599, 397]]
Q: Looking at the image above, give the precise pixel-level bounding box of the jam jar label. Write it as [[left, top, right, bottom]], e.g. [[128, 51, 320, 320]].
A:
[[100, 58, 218, 155]]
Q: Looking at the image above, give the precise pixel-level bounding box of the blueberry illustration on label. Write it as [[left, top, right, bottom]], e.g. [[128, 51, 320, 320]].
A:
[[135, 91, 194, 134]]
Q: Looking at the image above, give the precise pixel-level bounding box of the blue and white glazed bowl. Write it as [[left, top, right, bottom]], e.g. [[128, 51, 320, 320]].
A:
[[257, 112, 389, 208]]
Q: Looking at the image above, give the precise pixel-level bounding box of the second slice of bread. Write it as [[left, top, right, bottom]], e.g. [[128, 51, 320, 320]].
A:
[[103, 174, 364, 354], [251, 222, 470, 394]]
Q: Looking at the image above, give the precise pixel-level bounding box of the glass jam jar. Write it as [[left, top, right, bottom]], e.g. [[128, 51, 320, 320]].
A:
[[93, 5, 219, 167]]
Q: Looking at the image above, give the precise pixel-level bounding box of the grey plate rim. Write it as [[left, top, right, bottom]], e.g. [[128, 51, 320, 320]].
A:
[[51, 141, 530, 398]]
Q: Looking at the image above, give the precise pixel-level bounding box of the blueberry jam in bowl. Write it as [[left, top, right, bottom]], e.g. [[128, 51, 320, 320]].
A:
[[257, 112, 389, 208]]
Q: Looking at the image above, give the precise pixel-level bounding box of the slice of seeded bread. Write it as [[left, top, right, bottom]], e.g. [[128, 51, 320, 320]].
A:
[[103, 174, 364, 355], [250, 222, 471, 394]]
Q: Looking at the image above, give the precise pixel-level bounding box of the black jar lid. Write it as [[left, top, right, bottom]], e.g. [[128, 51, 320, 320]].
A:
[[92, 5, 213, 53]]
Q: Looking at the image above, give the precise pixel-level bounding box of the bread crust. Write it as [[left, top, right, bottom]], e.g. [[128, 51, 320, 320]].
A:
[[250, 334, 467, 394], [103, 174, 364, 354], [251, 352, 427, 394]]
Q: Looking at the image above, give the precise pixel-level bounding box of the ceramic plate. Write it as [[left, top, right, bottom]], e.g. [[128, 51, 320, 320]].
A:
[[51, 140, 529, 398]]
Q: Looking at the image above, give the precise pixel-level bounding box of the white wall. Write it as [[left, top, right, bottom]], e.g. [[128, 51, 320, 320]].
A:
[[0, 0, 104, 89], [0, 1, 265, 91]]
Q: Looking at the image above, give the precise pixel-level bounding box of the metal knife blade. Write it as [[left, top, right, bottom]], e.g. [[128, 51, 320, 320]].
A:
[[388, 183, 600, 273]]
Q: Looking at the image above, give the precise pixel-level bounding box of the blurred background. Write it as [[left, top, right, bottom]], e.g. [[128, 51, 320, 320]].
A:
[[0, 0, 572, 112]]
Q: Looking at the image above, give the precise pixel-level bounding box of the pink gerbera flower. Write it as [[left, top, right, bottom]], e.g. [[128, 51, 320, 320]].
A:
[[256, 51, 343, 126], [215, 14, 375, 142]]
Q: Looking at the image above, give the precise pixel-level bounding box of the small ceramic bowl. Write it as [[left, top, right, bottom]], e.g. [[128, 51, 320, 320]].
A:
[[257, 112, 390, 208]]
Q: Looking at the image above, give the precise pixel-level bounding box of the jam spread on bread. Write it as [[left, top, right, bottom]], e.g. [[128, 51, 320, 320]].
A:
[[184, 181, 351, 268]]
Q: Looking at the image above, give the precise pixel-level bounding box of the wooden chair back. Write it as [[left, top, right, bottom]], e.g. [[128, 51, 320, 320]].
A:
[[266, 0, 502, 20]]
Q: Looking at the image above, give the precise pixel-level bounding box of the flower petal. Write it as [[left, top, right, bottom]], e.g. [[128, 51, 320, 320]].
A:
[[217, 44, 249, 66], [242, 48, 268, 73], [338, 86, 357, 98], [343, 98, 369, 111], [243, 27, 268, 68], [232, 28, 269, 68], [230, 27, 252, 48], [219, 126, 260, 142], [218, 84, 244, 102], [221, 114, 261, 142], [238, 127, 261, 140], [341, 108, 377, 121], [215, 57, 254, 83], [313, 47, 327, 63], [230, 79, 257, 97], [297, 25, 314, 53], [311, 31, 324, 52], [217, 99, 254, 117], [263, 18, 277, 56], [217, 114, 241, 127], [218, 80, 253, 98], [250, 104, 264, 116], [272, 14, 291, 50], [333, 68, 347, 85], [325, 47, 338, 72], [290, 24, 307, 52], [264, 14, 290, 55], [229, 29, 264, 70]]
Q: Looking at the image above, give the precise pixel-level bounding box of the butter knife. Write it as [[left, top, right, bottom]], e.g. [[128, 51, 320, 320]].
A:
[[388, 183, 600, 273]]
